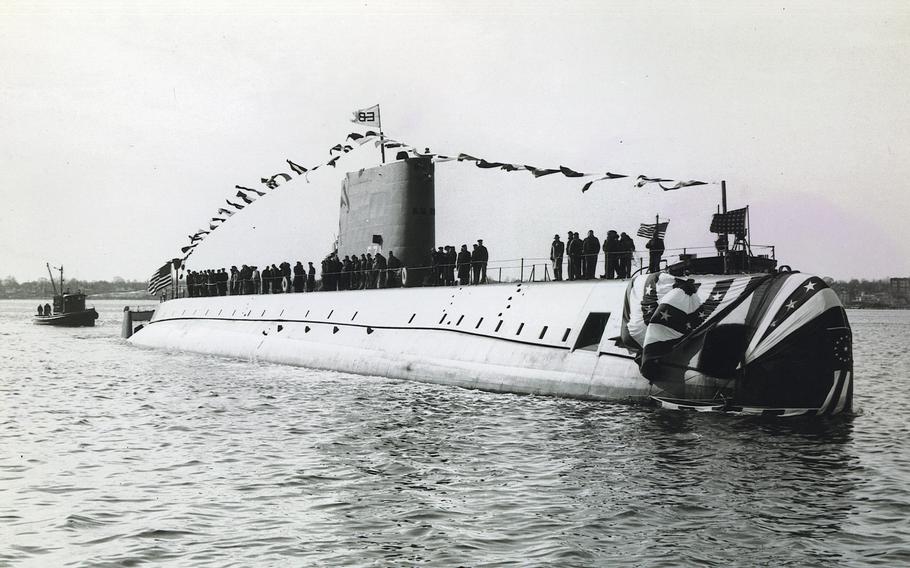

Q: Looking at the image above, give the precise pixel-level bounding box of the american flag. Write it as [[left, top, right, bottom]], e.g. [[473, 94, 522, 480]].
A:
[[637, 221, 669, 239], [147, 261, 173, 295], [710, 206, 748, 234]]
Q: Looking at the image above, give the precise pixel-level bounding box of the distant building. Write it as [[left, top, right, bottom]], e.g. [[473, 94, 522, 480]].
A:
[[891, 277, 910, 303]]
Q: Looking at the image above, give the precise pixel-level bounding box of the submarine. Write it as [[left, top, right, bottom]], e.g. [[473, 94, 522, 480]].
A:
[[129, 156, 853, 416]]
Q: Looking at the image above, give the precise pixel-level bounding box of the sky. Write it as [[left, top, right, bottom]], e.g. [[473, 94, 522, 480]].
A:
[[1, 0, 908, 282]]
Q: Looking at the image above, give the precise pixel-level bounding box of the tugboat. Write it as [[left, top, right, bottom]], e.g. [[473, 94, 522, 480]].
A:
[[33, 263, 99, 327]]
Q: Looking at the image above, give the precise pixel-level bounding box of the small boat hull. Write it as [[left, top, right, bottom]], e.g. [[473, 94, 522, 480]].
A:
[[33, 308, 99, 327]]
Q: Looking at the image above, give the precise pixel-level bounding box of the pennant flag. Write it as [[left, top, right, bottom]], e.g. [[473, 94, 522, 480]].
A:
[[329, 143, 344, 154], [147, 261, 173, 295], [637, 221, 669, 239], [635, 175, 673, 188], [209, 222, 219, 230], [196, 229, 210, 236], [327, 156, 340, 167], [559, 166, 586, 178], [710, 206, 748, 235], [226, 199, 244, 210], [210, 217, 225, 223], [530, 167, 561, 178], [342, 144, 353, 153], [351, 104, 380, 127], [181, 244, 197, 254], [287, 160, 308, 175], [581, 171, 630, 192], [659, 180, 708, 191], [216, 208, 234, 217], [458, 153, 480, 162], [476, 160, 506, 169], [261, 177, 278, 189], [236, 191, 253, 204], [500, 163, 523, 171], [347, 132, 365, 141], [189, 233, 203, 242], [236, 185, 265, 197]]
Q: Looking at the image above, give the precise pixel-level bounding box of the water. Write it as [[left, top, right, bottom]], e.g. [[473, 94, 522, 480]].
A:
[[1, 300, 908, 567]]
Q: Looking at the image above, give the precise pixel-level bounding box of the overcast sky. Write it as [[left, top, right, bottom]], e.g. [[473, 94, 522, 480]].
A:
[[1, 0, 907, 282]]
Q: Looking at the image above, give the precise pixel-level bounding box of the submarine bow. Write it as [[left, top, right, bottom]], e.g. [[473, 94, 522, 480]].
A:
[[620, 271, 853, 415]]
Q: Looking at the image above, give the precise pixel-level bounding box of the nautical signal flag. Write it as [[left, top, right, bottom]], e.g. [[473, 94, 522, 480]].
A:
[[710, 206, 748, 235], [147, 261, 173, 295], [351, 104, 380, 127], [637, 222, 669, 239]]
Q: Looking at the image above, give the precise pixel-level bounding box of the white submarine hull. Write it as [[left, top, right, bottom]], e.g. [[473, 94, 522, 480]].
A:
[[131, 279, 652, 401], [129, 269, 853, 415]]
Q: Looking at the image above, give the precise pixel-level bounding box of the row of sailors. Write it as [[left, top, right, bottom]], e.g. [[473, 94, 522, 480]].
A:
[[429, 240, 489, 286], [319, 251, 403, 291], [186, 252, 409, 297], [550, 230, 665, 280], [187, 262, 317, 297]]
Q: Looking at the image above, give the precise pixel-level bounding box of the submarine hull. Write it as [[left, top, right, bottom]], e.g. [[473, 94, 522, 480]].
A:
[[129, 272, 853, 414]]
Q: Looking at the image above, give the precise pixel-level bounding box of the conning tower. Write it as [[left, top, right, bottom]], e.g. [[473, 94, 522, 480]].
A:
[[336, 157, 435, 278]]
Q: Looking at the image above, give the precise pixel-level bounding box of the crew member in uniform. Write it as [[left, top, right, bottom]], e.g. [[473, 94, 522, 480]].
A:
[[307, 262, 316, 292], [602, 230, 619, 279], [550, 234, 564, 281], [374, 251, 388, 288], [293, 261, 305, 292], [618, 232, 635, 278], [387, 251, 402, 287], [474, 239, 488, 284], [582, 230, 600, 280], [457, 245, 472, 285], [646, 233, 665, 273]]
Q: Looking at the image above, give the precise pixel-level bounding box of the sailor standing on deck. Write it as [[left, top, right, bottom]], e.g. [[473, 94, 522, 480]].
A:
[[293, 261, 305, 292], [602, 230, 619, 279], [582, 230, 600, 280], [251, 266, 261, 294], [618, 232, 635, 278], [457, 245, 472, 285], [307, 262, 316, 292], [646, 234, 665, 273], [550, 234, 564, 281], [387, 251, 402, 287], [565, 232, 576, 281], [474, 239, 488, 284]]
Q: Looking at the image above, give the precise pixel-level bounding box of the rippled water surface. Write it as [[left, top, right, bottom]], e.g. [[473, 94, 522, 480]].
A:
[[1, 300, 909, 566]]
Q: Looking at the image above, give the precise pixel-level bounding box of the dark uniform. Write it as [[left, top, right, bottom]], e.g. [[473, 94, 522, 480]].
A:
[[474, 240, 488, 284], [582, 230, 600, 280], [550, 235, 564, 281], [646, 236, 665, 273], [618, 232, 635, 278], [387, 252, 402, 287], [307, 262, 316, 292], [457, 245, 472, 285], [602, 230, 620, 279], [293, 262, 305, 292]]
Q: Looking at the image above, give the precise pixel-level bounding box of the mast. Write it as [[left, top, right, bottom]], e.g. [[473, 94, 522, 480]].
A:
[[721, 180, 727, 213], [46, 262, 59, 296], [378, 105, 386, 165]]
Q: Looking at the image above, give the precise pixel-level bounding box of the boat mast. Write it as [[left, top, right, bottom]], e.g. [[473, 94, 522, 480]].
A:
[[46, 262, 59, 296]]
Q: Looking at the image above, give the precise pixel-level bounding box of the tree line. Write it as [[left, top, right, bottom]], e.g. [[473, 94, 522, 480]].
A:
[[0, 276, 153, 299]]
